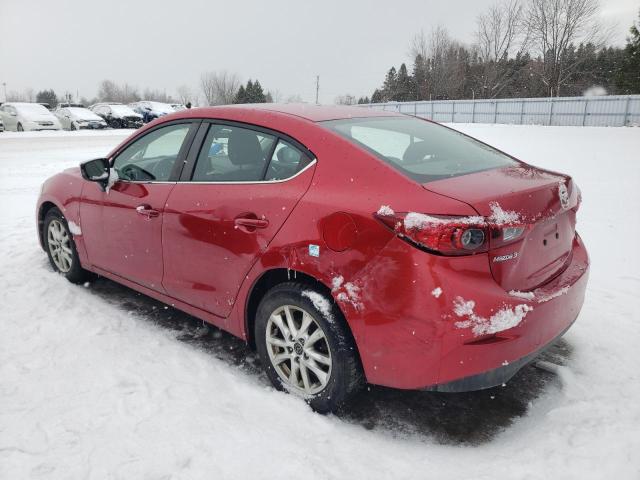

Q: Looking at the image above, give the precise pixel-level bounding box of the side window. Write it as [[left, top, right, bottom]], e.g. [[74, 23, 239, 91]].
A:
[[265, 140, 312, 181], [192, 124, 275, 182], [113, 124, 191, 182]]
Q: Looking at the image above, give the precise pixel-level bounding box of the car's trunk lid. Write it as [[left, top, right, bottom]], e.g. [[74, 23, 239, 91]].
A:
[[423, 165, 579, 291]]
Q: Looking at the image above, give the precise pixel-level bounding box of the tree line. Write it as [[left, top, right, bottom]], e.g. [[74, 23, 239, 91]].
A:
[[348, 1, 640, 104]]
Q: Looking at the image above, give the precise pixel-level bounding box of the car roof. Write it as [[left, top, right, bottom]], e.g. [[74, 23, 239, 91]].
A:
[[171, 103, 401, 123]]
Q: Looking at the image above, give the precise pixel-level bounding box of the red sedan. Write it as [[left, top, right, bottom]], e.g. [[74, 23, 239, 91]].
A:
[[37, 104, 589, 412]]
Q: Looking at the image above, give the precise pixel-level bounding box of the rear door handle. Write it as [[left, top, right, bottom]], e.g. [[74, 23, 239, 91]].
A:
[[136, 204, 160, 218]]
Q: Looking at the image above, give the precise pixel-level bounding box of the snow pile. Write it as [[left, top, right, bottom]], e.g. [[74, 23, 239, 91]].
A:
[[558, 181, 569, 207], [301, 290, 334, 322], [509, 285, 570, 303], [67, 220, 82, 236], [431, 287, 443, 298], [453, 296, 533, 336], [488, 201, 521, 225], [377, 205, 395, 216], [404, 212, 485, 230]]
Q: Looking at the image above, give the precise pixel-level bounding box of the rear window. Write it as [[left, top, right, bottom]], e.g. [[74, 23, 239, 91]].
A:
[[322, 117, 517, 183]]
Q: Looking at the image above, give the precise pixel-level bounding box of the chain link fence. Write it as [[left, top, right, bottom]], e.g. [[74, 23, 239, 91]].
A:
[[356, 95, 640, 127]]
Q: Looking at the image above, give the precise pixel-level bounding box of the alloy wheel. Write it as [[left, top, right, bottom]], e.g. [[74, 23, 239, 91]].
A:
[[265, 305, 332, 395], [47, 219, 73, 273]]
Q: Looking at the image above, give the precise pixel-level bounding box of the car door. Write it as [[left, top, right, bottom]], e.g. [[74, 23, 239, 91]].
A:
[[79, 121, 198, 291], [162, 121, 316, 317]]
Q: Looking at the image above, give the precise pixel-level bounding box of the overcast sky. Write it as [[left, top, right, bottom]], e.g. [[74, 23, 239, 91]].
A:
[[0, 0, 637, 104]]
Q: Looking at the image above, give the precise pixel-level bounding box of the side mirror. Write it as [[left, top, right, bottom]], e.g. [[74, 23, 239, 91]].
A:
[[10, 112, 17, 117], [80, 158, 110, 190]]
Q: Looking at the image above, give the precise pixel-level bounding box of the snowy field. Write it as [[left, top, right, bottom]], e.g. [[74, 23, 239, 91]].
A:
[[1, 124, 639, 479]]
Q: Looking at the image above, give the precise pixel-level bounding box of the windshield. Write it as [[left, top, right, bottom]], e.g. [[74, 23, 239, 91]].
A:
[[15, 104, 52, 116], [67, 107, 101, 120], [323, 117, 518, 183], [110, 105, 138, 116]]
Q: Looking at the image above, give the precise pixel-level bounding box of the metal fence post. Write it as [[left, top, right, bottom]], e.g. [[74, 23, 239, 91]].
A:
[[414, 102, 417, 117], [582, 99, 588, 126], [451, 101, 455, 122], [472, 101, 476, 123], [548, 98, 554, 126], [519, 100, 525, 124], [431, 101, 434, 121], [493, 101, 498, 123], [623, 96, 631, 126]]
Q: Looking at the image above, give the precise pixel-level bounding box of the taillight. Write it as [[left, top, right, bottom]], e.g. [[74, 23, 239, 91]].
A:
[[374, 211, 489, 256]]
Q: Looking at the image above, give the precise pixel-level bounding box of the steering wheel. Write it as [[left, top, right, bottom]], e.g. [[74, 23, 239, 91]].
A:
[[120, 164, 156, 181]]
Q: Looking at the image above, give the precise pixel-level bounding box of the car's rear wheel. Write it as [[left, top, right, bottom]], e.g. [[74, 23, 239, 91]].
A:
[[43, 208, 89, 284], [17, 123, 23, 132], [255, 282, 363, 413], [70, 122, 76, 131]]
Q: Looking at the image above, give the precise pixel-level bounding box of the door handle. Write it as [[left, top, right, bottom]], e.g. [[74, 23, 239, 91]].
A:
[[136, 204, 160, 218], [234, 216, 269, 231]]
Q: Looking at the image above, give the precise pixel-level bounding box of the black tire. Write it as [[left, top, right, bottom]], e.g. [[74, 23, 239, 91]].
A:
[[70, 122, 76, 131], [17, 123, 23, 132], [255, 282, 363, 413], [43, 208, 89, 284]]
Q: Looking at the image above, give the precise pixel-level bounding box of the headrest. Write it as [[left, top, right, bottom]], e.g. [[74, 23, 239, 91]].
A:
[[228, 129, 263, 166]]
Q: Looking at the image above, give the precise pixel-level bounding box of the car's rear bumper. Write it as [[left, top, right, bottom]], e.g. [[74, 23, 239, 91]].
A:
[[351, 233, 589, 390], [424, 317, 575, 392]]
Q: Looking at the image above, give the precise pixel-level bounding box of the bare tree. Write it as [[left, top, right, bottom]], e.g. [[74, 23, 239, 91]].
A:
[[526, 0, 606, 96], [176, 85, 194, 105], [409, 29, 429, 60], [200, 71, 241, 105], [429, 26, 466, 99], [285, 94, 303, 103], [475, 0, 529, 98], [334, 94, 356, 105], [6, 90, 26, 102], [24, 88, 35, 102]]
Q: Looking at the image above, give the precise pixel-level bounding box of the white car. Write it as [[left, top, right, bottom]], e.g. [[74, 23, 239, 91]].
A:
[[0, 103, 62, 131], [55, 107, 108, 130], [0, 117, 4, 132]]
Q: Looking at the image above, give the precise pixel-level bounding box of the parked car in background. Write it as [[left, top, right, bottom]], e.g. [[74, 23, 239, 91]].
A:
[[54, 103, 85, 112], [55, 107, 108, 130], [0, 102, 62, 131], [0, 117, 4, 132], [170, 103, 186, 111], [90, 103, 143, 129], [129, 101, 175, 123], [36, 104, 589, 413]]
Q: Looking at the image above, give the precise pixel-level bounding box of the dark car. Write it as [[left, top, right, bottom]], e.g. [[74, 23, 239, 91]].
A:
[[90, 103, 143, 129]]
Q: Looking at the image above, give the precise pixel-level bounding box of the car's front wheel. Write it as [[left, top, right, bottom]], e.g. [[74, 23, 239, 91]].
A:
[[43, 208, 89, 284], [255, 282, 363, 413]]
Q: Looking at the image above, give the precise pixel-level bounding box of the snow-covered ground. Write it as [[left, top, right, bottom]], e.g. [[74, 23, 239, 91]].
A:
[[1, 125, 639, 479]]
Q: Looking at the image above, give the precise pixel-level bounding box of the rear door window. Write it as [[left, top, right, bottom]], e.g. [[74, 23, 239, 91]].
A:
[[191, 124, 276, 182]]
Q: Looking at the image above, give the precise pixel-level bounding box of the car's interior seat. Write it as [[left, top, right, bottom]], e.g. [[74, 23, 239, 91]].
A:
[[221, 129, 266, 181]]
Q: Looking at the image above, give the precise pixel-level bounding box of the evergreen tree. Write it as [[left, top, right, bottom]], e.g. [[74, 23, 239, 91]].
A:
[[252, 80, 267, 103], [234, 85, 246, 103], [616, 11, 640, 94], [394, 63, 412, 101], [382, 67, 397, 101], [412, 54, 429, 100], [36, 89, 57, 108], [371, 89, 384, 103]]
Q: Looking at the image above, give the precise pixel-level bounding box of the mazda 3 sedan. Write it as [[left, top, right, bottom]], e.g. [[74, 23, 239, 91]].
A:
[[37, 104, 589, 412]]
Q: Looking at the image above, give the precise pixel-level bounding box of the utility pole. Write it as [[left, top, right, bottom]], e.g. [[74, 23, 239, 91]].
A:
[[315, 75, 319, 105]]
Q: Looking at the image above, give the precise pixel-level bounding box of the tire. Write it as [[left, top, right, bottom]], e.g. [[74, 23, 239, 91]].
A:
[[255, 282, 363, 413], [70, 122, 76, 131], [17, 123, 23, 132], [43, 208, 89, 284]]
